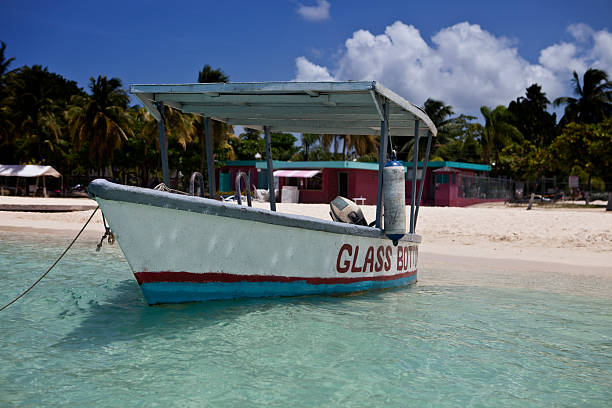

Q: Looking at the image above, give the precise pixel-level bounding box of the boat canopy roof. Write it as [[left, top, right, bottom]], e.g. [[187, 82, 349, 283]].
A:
[[131, 81, 437, 138]]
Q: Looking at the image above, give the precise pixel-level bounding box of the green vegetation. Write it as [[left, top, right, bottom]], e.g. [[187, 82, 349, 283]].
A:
[[0, 41, 610, 195]]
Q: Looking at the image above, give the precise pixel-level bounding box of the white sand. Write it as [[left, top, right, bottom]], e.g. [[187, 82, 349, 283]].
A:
[[0, 196, 104, 235], [251, 202, 612, 274], [0, 196, 96, 206], [1, 197, 610, 275]]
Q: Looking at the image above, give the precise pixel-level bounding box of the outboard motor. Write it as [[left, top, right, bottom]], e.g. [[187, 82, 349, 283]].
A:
[[383, 152, 406, 245], [329, 196, 367, 226]]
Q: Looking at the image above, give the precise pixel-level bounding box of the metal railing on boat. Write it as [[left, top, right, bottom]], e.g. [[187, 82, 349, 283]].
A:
[[189, 172, 205, 197], [235, 171, 252, 207]]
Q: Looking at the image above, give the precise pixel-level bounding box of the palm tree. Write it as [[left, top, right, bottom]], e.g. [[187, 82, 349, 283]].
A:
[[66, 76, 133, 175], [399, 98, 454, 161], [0, 42, 15, 79], [195, 65, 233, 174], [423, 99, 455, 134], [351, 135, 378, 158], [508, 84, 558, 147], [319, 133, 342, 157], [480, 105, 522, 165], [341, 134, 378, 160], [554, 68, 612, 125], [5, 65, 79, 164], [164, 107, 196, 149], [198, 65, 229, 84], [0, 42, 16, 148], [26, 99, 64, 160], [301, 134, 320, 160], [129, 107, 158, 185]]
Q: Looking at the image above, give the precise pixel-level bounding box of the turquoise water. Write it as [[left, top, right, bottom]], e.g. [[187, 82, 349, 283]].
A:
[[1, 231, 611, 407]]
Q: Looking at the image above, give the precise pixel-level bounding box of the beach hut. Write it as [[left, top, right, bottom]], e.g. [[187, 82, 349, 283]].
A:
[[432, 167, 461, 206], [0, 165, 62, 197], [217, 160, 503, 206]]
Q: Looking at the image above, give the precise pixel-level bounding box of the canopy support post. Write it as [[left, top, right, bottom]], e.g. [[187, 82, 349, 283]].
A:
[[155, 101, 169, 186], [409, 120, 420, 234], [375, 100, 389, 229], [414, 131, 432, 229], [264, 126, 276, 211], [43, 176, 47, 198], [204, 117, 216, 199]]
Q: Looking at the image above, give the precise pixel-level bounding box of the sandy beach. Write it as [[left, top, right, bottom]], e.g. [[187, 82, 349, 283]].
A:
[[0, 196, 610, 277]]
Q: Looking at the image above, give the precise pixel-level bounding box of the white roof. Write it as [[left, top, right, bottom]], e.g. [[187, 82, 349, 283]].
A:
[[131, 81, 437, 138], [0, 165, 61, 178], [273, 170, 321, 178]]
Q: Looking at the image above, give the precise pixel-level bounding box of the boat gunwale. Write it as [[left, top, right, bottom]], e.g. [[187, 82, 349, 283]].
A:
[[88, 179, 421, 243]]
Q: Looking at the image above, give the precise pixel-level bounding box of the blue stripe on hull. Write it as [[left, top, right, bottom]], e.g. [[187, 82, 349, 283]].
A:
[[139, 275, 417, 304]]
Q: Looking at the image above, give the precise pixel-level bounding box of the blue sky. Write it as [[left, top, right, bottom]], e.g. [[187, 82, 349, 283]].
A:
[[1, 0, 611, 118]]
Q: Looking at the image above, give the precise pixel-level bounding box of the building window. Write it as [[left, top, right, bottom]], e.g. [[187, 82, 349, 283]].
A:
[[285, 177, 299, 187], [435, 174, 449, 184], [304, 174, 323, 190], [406, 169, 423, 180]]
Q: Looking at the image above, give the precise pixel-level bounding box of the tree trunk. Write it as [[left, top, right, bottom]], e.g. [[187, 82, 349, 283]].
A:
[[527, 192, 535, 210], [200, 128, 206, 174], [143, 164, 149, 187], [586, 172, 592, 205]]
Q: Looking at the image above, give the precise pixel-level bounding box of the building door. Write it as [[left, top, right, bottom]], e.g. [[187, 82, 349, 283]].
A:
[[338, 172, 348, 197], [431, 172, 437, 204]]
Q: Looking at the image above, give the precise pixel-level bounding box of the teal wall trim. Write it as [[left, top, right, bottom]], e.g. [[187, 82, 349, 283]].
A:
[[245, 160, 491, 172], [254, 161, 380, 171]]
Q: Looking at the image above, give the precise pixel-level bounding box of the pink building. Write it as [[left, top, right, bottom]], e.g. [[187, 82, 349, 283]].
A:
[[218, 160, 507, 207]]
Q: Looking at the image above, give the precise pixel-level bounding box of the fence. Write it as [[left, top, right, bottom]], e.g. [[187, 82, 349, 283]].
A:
[[457, 174, 513, 200], [512, 177, 611, 202]]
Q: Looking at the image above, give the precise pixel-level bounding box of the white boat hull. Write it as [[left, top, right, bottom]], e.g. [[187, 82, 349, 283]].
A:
[[90, 180, 419, 304]]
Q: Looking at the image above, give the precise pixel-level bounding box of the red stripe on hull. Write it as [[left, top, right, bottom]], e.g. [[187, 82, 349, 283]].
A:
[[134, 270, 417, 285]]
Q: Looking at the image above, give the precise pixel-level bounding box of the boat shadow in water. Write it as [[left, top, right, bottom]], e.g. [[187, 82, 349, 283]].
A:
[[55, 279, 413, 350]]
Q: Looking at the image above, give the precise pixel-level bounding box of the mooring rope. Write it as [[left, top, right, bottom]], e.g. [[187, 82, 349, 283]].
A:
[[388, 127, 395, 155], [96, 211, 115, 251], [0, 206, 99, 312], [153, 183, 188, 195]]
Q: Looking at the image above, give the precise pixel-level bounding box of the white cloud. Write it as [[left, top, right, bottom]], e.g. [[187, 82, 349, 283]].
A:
[[591, 30, 612, 70], [294, 21, 612, 116], [295, 56, 334, 81], [539, 42, 587, 74], [539, 26, 612, 87], [297, 0, 330, 22], [567, 23, 594, 42]]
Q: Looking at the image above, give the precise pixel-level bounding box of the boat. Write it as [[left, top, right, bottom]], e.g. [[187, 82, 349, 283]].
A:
[[88, 81, 437, 304]]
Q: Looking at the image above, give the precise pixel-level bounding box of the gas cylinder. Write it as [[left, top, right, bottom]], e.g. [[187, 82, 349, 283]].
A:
[[383, 152, 406, 245]]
